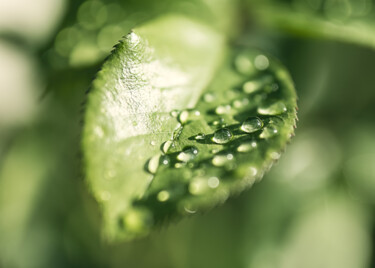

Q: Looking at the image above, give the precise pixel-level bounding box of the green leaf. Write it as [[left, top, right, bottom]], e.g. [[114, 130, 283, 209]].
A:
[[83, 14, 297, 241], [249, 0, 375, 49]]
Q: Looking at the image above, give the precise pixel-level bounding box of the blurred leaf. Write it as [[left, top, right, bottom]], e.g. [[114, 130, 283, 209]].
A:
[[82, 14, 297, 241], [248, 0, 375, 49]]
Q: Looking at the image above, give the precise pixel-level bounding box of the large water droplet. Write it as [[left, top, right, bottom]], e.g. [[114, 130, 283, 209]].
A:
[[237, 141, 257, 153], [258, 101, 287, 115], [177, 146, 199, 162], [240, 117, 264, 133], [212, 128, 233, 144]]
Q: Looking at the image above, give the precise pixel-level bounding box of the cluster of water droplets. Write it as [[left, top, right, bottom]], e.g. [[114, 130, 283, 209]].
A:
[[132, 51, 293, 229]]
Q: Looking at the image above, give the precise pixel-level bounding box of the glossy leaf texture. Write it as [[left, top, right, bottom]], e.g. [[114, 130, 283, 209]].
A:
[[249, 0, 375, 49], [82, 15, 297, 241]]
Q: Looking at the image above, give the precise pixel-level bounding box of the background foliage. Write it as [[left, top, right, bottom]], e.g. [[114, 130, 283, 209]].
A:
[[0, 0, 374, 267]]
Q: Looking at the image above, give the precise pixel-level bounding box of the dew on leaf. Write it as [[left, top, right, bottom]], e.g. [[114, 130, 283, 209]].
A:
[[194, 133, 206, 140], [215, 104, 232, 115], [157, 190, 170, 202], [121, 208, 153, 234], [161, 140, 173, 154], [212, 128, 233, 144], [212, 153, 234, 167], [259, 124, 278, 139], [237, 141, 257, 153], [234, 53, 255, 75], [258, 101, 287, 115], [240, 116, 264, 133], [177, 146, 199, 162], [254, 54, 269, 70], [147, 154, 161, 174], [207, 177, 220, 188]]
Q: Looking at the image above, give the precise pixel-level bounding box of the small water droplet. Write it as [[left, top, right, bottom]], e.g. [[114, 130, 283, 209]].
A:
[[210, 117, 226, 127], [170, 109, 179, 117], [147, 154, 160, 174], [258, 101, 287, 115], [234, 54, 255, 75], [174, 163, 185, 169], [177, 146, 199, 162], [212, 128, 233, 144], [203, 92, 215, 103], [232, 98, 249, 109], [121, 207, 153, 233], [150, 140, 156, 146], [215, 105, 231, 115], [160, 155, 170, 166], [243, 80, 262, 94], [240, 117, 264, 133], [157, 190, 170, 202], [237, 141, 257, 153], [161, 140, 173, 154], [259, 124, 278, 139], [189, 177, 208, 195], [178, 109, 200, 124], [210, 148, 220, 154], [207, 177, 220, 188], [212, 153, 234, 166], [254, 54, 269, 70], [178, 110, 189, 124], [194, 133, 206, 140]]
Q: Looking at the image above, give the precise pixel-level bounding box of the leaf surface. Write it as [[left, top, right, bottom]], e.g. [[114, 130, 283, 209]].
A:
[[83, 15, 297, 241]]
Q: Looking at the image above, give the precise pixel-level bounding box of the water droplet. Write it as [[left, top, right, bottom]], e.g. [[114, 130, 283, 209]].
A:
[[178, 110, 189, 124], [189, 178, 208, 195], [194, 133, 206, 140], [178, 109, 200, 124], [258, 101, 287, 115], [234, 54, 255, 75], [170, 109, 179, 117], [161, 140, 173, 154], [254, 54, 269, 70], [150, 140, 156, 146], [160, 155, 170, 166], [237, 141, 257, 153], [174, 163, 185, 168], [121, 207, 153, 233], [147, 154, 160, 174], [243, 80, 262, 94], [207, 177, 220, 188], [177, 146, 199, 162], [157, 190, 170, 202], [264, 82, 279, 93], [212, 153, 234, 167], [232, 98, 249, 109], [259, 124, 278, 139], [212, 128, 233, 144], [210, 148, 220, 154], [240, 117, 264, 133], [203, 92, 215, 103], [210, 117, 226, 127], [215, 105, 231, 115]]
